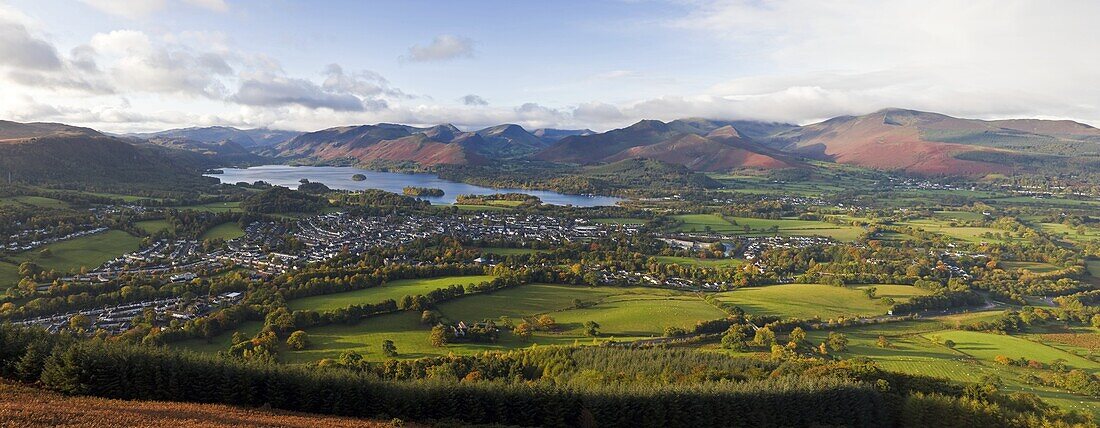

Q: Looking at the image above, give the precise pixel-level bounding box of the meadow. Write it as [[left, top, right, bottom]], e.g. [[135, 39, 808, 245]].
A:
[[0, 195, 69, 209], [1000, 261, 1062, 274], [896, 218, 1024, 244], [135, 219, 172, 234], [0, 262, 19, 287], [285, 275, 498, 312], [654, 256, 745, 268], [670, 214, 865, 241], [715, 284, 921, 319], [200, 223, 245, 240], [13, 230, 141, 273]]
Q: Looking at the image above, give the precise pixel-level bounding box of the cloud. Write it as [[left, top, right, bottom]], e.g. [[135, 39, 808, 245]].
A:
[[79, 0, 227, 18], [404, 35, 475, 62], [321, 63, 405, 98], [91, 30, 233, 97], [231, 73, 371, 111], [0, 19, 62, 70], [459, 94, 488, 106]]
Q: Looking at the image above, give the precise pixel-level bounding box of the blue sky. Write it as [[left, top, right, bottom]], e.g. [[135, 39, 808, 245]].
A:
[[1, 0, 1098, 132]]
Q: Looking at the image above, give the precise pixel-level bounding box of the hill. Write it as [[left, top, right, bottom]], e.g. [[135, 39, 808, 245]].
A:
[[0, 121, 206, 189], [534, 119, 797, 172], [0, 380, 401, 428], [769, 108, 1100, 175], [131, 126, 301, 148]]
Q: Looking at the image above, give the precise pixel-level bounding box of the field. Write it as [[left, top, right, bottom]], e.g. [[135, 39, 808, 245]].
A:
[[477, 247, 543, 256], [1001, 261, 1062, 274], [453, 204, 512, 211], [0, 262, 19, 287], [0, 195, 68, 209], [282, 284, 726, 363], [715, 284, 919, 319], [926, 330, 1100, 373], [179, 201, 242, 213], [590, 218, 648, 225], [12, 230, 141, 273], [670, 214, 865, 241], [176, 321, 264, 355], [896, 218, 1023, 244], [854, 284, 931, 303], [1040, 222, 1100, 244], [654, 256, 745, 268], [135, 218, 172, 234], [0, 380, 398, 428], [286, 275, 498, 312], [200, 222, 245, 240]]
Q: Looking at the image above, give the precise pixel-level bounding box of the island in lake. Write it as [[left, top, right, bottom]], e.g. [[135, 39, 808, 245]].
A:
[[402, 186, 445, 197], [351, 173, 366, 181]]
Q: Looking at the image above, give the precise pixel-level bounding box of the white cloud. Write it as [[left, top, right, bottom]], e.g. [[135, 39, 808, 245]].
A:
[[404, 35, 475, 62], [459, 94, 488, 106], [91, 30, 233, 97], [231, 73, 372, 112]]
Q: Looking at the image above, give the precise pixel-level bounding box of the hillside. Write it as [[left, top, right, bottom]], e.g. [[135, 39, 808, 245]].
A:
[[534, 119, 797, 172], [0, 380, 402, 428], [769, 108, 1100, 175], [130, 126, 301, 148], [0, 121, 205, 188]]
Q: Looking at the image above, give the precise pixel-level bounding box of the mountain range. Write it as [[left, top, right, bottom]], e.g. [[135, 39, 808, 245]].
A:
[[2, 108, 1098, 188]]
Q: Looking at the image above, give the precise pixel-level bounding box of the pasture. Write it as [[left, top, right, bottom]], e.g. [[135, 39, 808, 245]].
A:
[[654, 256, 744, 268], [286, 275, 498, 312], [0, 262, 19, 287], [926, 330, 1100, 373], [135, 219, 171, 234], [200, 223, 245, 240], [176, 321, 264, 355], [670, 214, 864, 241], [1000, 261, 1061, 274], [0, 196, 69, 209], [715, 284, 904, 319], [13, 230, 141, 273]]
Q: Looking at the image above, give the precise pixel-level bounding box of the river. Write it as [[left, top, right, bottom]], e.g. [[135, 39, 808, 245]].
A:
[[205, 165, 623, 207]]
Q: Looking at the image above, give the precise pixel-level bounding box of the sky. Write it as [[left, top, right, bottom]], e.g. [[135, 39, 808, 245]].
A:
[[0, 0, 1098, 133]]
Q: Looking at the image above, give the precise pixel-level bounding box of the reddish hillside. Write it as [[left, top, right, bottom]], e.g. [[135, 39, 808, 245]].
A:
[[776, 109, 1013, 175], [604, 133, 794, 171], [0, 381, 406, 428]]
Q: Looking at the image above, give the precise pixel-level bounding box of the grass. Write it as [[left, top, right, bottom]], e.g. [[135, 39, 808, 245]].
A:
[[1001, 261, 1062, 274], [12, 230, 141, 274], [854, 284, 932, 303], [178, 201, 242, 213], [897, 218, 1024, 244], [135, 219, 171, 234], [200, 223, 245, 241], [282, 284, 725, 363], [286, 275, 498, 312], [927, 330, 1100, 373], [478, 247, 543, 256], [0, 262, 19, 288], [715, 284, 903, 319], [0, 196, 69, 209], [175, 321, 264, 355], [453, 204, 512, 212], [670, 214, 864, 241], [653, 256, 745, 268], [1039, 222, 1100, 244]]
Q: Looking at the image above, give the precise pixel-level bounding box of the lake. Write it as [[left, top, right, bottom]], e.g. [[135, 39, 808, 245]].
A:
[[206, 165, 623, 207]]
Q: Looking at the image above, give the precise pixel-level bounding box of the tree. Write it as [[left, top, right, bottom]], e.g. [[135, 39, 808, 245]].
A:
[[381, 339, 398, 357], [943, 339, 956, 348], [754, 327, 776, 348], [38, 248, 52, 258], [536, 315, 557, 331], [513, 322, 533, 342], [876, 335, 890, 348], [583, 321, 600, 337], [721, 326, 747, 351], [788, 327, 807, 348], [421, 310, 440, 325], [286, 330, 309, 350], [69, 314, 91, 332], [429, 325, 449, 347], [863, 287, 877, 299], [826, 332, 849, 352]]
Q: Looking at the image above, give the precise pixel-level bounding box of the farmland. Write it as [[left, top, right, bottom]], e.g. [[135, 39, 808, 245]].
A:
[[200, 222, 245, 240], [135, 218, 172, 234], [285, 275, 498, 312], [12, 230, 141, 273], [715, 284, 913, 319], [670, 214, 865, 241], [653, 256, 744, 268]]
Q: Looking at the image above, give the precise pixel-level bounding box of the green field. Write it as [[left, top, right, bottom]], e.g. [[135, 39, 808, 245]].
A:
[[854, 284, 932, 303], [282, 284, 726, 363], [927, 330, 1100, 373], [897, 218, 1023, 244], [931, 210, 987, 221], [1040, 222, 1100, 244], [13, 230, 141, 273], [478, 247, 543, 256], [1001, 261, 1062, 274], [179, 201, 242, 213], [286, 275, 498, 312], [654, 256, 745, 268], [671, 214, 865, 241], [453, 204, 512, 212], [0, 196, 69, 209], [0, 262, 20, 287], [716, 284, 915, 319], [135, 219, 172, 234], [200, 223, 245, 240], [176, 321, 265, 355]]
